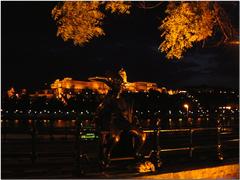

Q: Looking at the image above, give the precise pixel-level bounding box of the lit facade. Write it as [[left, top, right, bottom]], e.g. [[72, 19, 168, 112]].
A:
[[124, 82, 158, 92], [51, 78, 160, 95], [51, 78, 110, 95], [50, 69, 178, 97]]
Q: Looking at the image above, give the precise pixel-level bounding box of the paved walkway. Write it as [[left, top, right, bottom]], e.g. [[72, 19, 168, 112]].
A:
[[137, 163, 239, 179]]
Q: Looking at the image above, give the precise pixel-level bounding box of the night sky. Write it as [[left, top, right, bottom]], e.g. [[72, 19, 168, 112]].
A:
[[2, 2, 239, 92]]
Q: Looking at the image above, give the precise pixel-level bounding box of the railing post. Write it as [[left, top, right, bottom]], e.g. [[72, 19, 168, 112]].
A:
[[189, 119, 193, 158], [189, 129, 193, 158], [65, 119, 68, 140], [74, 114, 84, 176], [2, 119, 7, 142], [154, 118, 162, 169], [217, 119, 224, 160], [31, 119, 37, 164], [49, 118, 54, 141]]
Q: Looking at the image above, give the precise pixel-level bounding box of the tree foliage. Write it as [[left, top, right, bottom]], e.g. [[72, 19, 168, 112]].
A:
[[52, 1, 238, 60], [52, 1, 130, 46], [159, 2, 215, 59], [159, 2, 237, 59]]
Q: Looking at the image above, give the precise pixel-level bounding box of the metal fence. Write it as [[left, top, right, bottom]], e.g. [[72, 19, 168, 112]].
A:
[[1, 113, 239, 175]]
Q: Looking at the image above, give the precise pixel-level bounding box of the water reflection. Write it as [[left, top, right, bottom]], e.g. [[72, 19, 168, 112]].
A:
[[55, 120, 64, 128], [178, 118, 183, 128], [71, 120, 76, 126], [196, 118, 202, 127], [1, 117, 237, 131]]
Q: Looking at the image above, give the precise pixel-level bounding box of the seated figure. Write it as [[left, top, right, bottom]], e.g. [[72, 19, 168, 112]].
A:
[[92, 69, 146, 169]]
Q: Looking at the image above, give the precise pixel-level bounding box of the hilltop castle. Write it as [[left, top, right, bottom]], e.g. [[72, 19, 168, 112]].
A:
[[50, 69, 176, 99]]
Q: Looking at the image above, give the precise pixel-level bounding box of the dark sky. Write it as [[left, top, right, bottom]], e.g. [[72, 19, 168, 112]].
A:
[[2, 2, 239, 92]]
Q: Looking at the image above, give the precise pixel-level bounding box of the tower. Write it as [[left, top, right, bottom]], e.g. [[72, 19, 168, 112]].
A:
[[119, 68, 127, 83]]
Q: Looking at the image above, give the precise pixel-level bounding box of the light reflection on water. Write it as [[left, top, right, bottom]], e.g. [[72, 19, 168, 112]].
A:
[[1, 119, 77, 129], [1, 118, 236, 130], [54, 120, 64, 128], [71, 120, 76, 126]]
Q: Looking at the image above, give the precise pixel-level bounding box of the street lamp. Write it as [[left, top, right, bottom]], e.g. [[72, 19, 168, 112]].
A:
[[184, 104, 189, 119]]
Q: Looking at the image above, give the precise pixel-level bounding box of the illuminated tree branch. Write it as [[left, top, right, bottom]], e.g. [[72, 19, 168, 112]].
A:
[[159, 2, 239, 59], [52, 1, 131, 46], [52, 1, 238, 60], [213, 2, 239, 45], [137, 2, 163, 10]]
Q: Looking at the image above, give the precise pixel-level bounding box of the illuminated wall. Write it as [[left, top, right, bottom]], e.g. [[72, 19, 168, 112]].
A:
[[51, 77, 177, 96], [124, 82, 158, 92], [51, 78, 110, 94]]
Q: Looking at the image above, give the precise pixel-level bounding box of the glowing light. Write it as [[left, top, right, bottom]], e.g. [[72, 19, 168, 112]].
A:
[[142, 133, 147, 142], [115, 136, 120, 142], [225, 106, 231, 110], [179, 90, 187, 93], [184, 104, 189, 109], [228, 40, 240, 45], [138, 161, 155, 173]]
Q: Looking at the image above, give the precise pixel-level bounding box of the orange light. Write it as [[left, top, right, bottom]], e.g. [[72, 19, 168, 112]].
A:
[[184, 104, 189, 109], [225, 106, 231, 110], [142, 133, 147, 142], [115, 136, 120, 143]]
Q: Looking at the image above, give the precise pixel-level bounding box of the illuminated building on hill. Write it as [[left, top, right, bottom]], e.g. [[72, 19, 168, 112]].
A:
[[30, 89, 54, 99], [124, 82, 158, 92], [51, 78, 110, 98], [50, 69, 178, 98]]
